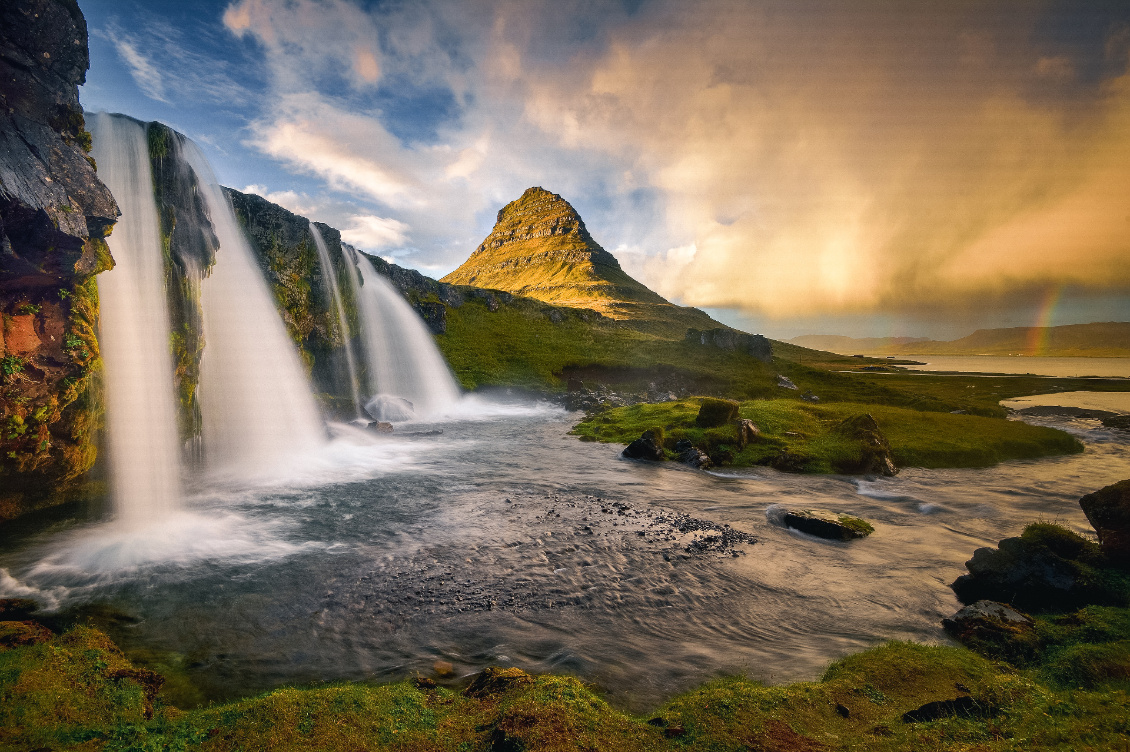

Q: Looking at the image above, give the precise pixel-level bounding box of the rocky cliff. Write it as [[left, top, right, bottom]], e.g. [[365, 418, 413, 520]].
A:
[[0, 0, 118, 521], [441, 187, 719, 334]]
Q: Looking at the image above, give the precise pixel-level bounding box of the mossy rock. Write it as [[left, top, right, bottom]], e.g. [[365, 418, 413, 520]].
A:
[[695, 397, 739, 427], [783, 509, 874, 540]]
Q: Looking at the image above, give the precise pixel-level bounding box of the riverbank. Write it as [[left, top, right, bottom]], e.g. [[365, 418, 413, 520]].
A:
[[3, 511, 1128, 751]]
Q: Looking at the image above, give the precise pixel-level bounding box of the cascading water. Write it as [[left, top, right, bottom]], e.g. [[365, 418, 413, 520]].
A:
[[340, 247, 461, 419], [183, 142, 326, 476], [310, 223, 362, 416], [88, 113, 183, 524]]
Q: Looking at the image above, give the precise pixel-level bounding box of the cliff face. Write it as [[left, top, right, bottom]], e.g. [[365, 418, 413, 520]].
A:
[[0, 0, 118, 521]]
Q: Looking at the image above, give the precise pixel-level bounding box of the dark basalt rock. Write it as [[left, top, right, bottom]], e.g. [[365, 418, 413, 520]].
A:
[[415, 301, 447, 334], [902, 695, 989, 723], [1, 0, 119, 522], [1079, 479, 1130, 566], [942, 600, 1039, 662], [782, 509, 874, 540], [949, 523, 1121, 612], [1102, 415, 1130, 432], [674, 439, 712, 469], [622, 428, 664, 461]]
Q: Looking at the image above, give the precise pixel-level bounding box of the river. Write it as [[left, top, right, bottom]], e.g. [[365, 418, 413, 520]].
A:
[[1, 398, 1128, 711]]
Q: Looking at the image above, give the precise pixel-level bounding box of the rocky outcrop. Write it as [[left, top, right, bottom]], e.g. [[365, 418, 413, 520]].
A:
[[674, 439, 712, 469], [942, 600, 1039, 662], [1079, 479, 1130, 565], [1, 0, 118, 522], [685, 328, 772, 362], [950, 523, 1123, 612], [622, 428, 665, 461], [832, 413, 897, 476]]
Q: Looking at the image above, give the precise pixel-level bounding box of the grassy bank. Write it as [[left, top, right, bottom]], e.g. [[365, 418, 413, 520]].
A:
[[2, 620, 1128, 751], [572, 398, 1084, 473]]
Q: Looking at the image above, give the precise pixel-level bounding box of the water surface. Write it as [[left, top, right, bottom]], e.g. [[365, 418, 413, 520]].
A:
[[2, 401, 1127, 711]]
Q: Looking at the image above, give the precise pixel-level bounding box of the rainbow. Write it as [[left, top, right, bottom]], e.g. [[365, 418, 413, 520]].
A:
[[1025, 286, 1062, 356]]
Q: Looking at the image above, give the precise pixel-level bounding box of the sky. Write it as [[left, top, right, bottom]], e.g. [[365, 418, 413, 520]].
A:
[[76, 0, 1130, 340]]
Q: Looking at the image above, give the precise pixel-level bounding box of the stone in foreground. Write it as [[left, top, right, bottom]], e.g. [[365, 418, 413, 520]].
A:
[[674, 439, 712, 469], [622, 428, 664, 461], [782, 509, 874, 540], [942, 600, 1039, 662], [1078, 478, 1130, 565]]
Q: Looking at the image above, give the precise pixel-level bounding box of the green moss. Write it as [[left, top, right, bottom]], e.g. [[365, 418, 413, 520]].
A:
[[838, 514, 875, 536], [572, 398, 1082, 472]]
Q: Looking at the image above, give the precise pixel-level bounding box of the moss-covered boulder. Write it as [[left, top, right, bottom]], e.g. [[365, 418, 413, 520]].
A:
[[833, 413, 897, 476], [782, 509, 874, 540], [695, 397, 739, 427], [1079, 479, 1130, 566], [951, 523, 1129, 612]]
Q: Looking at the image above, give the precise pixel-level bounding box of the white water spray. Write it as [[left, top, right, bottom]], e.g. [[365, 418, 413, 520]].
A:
[[184, 142, 325, 476], [309, 223, 362, 416], [89, 113, 182, 524], [340, 247, 460, 419]]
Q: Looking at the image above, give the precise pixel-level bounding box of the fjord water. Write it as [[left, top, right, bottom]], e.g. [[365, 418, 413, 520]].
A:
[[88, 114, 182, 523], [186, 141, 325, 477], [898, 354, 1130, 378], [3, 407, 1128, 709], [310, 223, 362, 416], [343, 247, 461, 418]]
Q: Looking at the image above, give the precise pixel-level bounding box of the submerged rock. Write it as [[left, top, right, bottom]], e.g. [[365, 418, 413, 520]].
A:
[[942, 600, 1039, 662], [1079, 479, 1130, 566], [782, 509, 874, 540], [1101, 415, 1130, 432], [674, 439, 712, 469], [463, 666, 533, 698]]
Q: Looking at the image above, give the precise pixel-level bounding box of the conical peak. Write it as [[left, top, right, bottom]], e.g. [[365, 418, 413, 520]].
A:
[[482, 186, 597, 255]]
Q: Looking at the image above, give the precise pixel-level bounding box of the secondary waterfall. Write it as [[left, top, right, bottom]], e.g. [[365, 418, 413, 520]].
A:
[[89, 113, 183, 523], [183, 142, 325, 475], [310, 223, 362, 416], [341, 247, 461, 419]]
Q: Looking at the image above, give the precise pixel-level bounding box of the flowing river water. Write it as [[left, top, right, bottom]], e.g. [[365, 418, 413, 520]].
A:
[[2, 395, 1130, 711]]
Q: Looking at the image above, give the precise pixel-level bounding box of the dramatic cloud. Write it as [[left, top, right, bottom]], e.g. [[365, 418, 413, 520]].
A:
[[219, 0, 1130, 318]]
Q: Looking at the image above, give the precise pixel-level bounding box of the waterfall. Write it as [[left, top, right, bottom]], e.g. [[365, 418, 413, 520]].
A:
[[181, 142, 326, 476], [340, 247, 461, 419], [88, 113, 183, 524], [309, 223, 362, 416]]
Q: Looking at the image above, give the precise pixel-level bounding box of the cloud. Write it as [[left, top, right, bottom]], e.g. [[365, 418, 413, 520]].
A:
[[219, 0, 1130, 319], [341, 215, 410, 248], [103, 30, 167, 102]]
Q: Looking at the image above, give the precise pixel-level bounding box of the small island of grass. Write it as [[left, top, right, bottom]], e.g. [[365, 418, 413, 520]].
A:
[[572, 398, 1084, 473]]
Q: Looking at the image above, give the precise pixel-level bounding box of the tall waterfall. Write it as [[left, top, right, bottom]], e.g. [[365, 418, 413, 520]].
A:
[[182, 142, 326, 475], [341, 247, 461, 419], [89, 113, 183, 523], [310, 223, 361, 416]]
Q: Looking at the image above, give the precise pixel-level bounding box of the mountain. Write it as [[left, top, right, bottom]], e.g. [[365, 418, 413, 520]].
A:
[[441, 186, 718, 334], [791, 323, 1130, 358]]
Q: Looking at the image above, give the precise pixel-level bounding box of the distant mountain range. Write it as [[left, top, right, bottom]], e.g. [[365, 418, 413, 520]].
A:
[[791, 323, 1130, 358]]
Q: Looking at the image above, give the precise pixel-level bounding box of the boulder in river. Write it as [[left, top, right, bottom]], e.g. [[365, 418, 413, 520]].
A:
[[1079, 479, 1130, 566], [942, 600, 1039, 662], [623, 428, 665, 461], [1101, 415, 1130, 432], [782, 509, 874, 540], [674, 439, 712, 469]]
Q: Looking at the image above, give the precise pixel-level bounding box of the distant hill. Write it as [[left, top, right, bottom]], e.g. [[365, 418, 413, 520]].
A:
[[791, 323, 1130, 358], [441, 186, 719, 335]]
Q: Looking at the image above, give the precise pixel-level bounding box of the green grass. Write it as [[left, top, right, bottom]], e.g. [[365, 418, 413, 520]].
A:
[[572, 398, 1084, 472], [4, 627, 1130, 751]]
